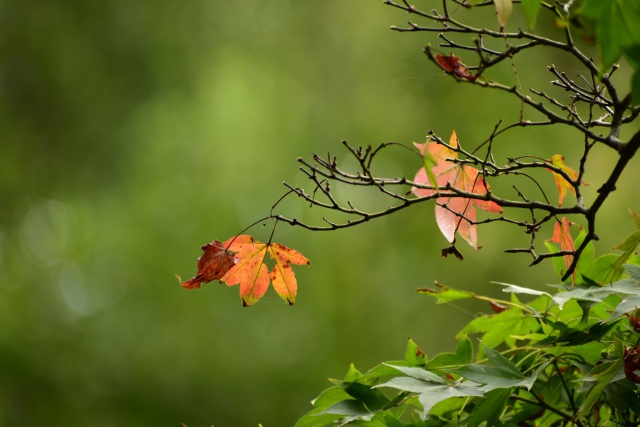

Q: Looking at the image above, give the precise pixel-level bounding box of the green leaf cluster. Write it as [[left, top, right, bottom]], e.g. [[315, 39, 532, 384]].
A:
[[296, 237, 640, 426], [576, 0, 640, 103]]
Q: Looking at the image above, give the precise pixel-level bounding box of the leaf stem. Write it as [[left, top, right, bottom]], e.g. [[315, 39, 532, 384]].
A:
[[267, 218, 279, 245], [225, 216, 272, 250], [553, 358, 577, 416]]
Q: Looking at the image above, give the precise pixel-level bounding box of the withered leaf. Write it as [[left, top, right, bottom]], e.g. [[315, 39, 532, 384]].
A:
[[180, 241, 238, 289], [435, 53, 479, 81]]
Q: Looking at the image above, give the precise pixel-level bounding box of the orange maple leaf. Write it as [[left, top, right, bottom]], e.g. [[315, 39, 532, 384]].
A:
[[221, 235, 310, 306], [412, 131, 503, 249], [546, 154, 584, 206], [548, 216, 575, 280], [179, 240, 238, 289], [267, 243, 310, 305]]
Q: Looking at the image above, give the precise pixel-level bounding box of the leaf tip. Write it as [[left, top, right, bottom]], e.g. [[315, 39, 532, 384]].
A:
[[179, 274, 202, 290]]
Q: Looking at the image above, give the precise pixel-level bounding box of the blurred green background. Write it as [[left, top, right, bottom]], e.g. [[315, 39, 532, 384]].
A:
[[1, 1, 638, 426]]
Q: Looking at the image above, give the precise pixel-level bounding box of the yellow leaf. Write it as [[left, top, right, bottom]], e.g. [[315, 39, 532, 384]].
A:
[[546, 154, 579, 206], [494, 0, 513, 30]]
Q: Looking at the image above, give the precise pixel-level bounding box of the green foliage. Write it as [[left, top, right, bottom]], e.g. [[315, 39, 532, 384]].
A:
[[296, 235, 640, 426], [521, 0, 543, 30], [577, 0, 640, 102]]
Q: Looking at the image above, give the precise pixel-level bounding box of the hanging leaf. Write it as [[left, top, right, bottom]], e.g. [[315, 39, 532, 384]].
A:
[[181, 235, 309, 306], [434, 53, 479, 81], [218, 235, 271, 306], [178, 240, 238, 289], [494, 0, 513, 30], [545, 154, 584, 206], [434, 53, 459, 73], [546, 217, 575, 280], [267, 243, 311, 305], [222, 235, 310, 306], [412, 131, 503, 249], [414, 137, 439, 193]]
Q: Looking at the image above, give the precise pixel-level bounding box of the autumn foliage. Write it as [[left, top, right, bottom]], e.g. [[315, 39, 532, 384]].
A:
[[180, 129, 586, 304], [411, 131, 503, 249], [546, 216, 575, 281], [545, 154, 583, 206], [180, 235, 309, 306], [434, 53, 479, 82], [180, 240, 238, 290]]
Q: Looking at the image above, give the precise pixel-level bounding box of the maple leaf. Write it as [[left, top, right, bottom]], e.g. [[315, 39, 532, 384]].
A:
[[221, 235, 310, 306], [545, 154, 583, 206], [219, 235, 270, 306], [547, 217, 575, 280], [434, 53, 478, 81], [415, 136, 439, 193], [267, 243, 310, 305], [412, 131, 503, 249], [179, 240, 238, 289]]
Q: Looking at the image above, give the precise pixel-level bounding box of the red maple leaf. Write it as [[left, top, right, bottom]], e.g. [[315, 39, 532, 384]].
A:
[[179, 241, 238, 289], [220, 235, 310, 306], [412, 131, 503, 248], [547, 216, 575, 280]]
